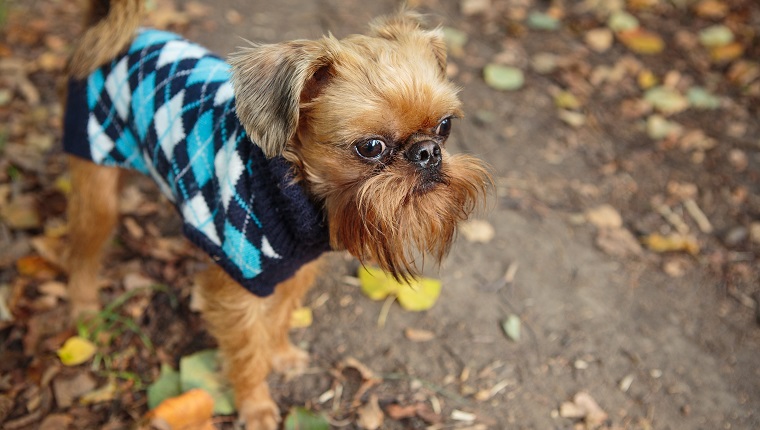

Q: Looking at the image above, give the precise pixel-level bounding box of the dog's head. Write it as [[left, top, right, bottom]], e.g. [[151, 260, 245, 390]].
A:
[[230, 11, 491, 280]]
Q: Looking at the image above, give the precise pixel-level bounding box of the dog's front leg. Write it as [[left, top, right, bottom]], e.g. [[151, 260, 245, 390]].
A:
[[66, 156, 122, 319], [197, 260, 321, 428]]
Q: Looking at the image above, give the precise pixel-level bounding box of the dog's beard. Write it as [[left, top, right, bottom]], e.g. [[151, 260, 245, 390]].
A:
[[324, 152, 490, 281]]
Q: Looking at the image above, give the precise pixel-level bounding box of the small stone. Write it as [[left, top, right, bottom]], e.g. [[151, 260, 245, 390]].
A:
[[585, 28, 614, 53], [531, 52, 559, 74], [750, 222, 760, 244], [724, 226, 748, 247], [727, 149, 748, 171]]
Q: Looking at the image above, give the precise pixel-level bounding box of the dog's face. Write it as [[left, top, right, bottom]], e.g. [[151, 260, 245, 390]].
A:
[[230, 12, 490, 280]]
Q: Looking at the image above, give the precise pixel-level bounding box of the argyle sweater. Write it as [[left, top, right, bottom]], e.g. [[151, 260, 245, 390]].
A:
[[63, 29, 331, 296]]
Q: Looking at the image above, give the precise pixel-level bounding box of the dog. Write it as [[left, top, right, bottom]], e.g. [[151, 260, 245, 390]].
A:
[[63, 0, 491, 427]]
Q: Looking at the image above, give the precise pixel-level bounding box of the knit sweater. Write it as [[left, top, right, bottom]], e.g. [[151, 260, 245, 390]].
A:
[[63, 29, 331, 296]]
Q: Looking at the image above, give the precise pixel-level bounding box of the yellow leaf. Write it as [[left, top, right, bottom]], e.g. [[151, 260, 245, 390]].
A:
[[358, 266, 400, 300], [709, 42, 744, 63], [397, 278, 441, 311], [357, 267, 441, 312], [642, 233, 700, 255], [57, 336, 97, 366], [290, 307, 313, 329], [617, 29, 665, 55]]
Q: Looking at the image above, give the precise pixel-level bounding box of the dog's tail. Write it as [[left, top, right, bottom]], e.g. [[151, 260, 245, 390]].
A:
[[68, 0, 144, 79]]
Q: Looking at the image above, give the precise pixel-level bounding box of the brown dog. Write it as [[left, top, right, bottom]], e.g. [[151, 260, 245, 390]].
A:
[[64, 0, 490, 428]]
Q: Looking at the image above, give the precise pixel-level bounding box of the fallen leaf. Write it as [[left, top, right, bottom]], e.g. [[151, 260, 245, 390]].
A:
[[290, 306, 313, 329], [560, 392, 608, 427], [709, 42, 744, 63], [145, 388, 215, 430], [284, 407, 330, 430], [642, 233, 700, 255], [57, 336, 97, 366], [483, 64, 524, 91], [585, 28, 614, 53], [0, 194, 41, 229], [596, 227, 644, 257], [460, 0, 491, 16], [442, 27, 468, 57], [527, 12, 560, 31], [698, 24, 734, 48], [694, 0, 728, 19], [557, 109, 586, 128], [451, 409, 477, 422], [53, 372, 97, 408], [687, 87, 721, 109], [39, 414, 73, 430], [179, 350, 235, 415], [357, 395, 384, 430], [637, 69, 658, 89], [554, 91, 581, 109], [148, 364, 182, 410], [584, 204, 623, 229], [644, 86, 689, 114], [404, 328, 435, 342], [459, 219, 495, 243], [358, 267, 442, 311], [617, 28, 665, 54], [80, 379, 119, 405], [607, 10, 639, 32], [501, 314, 521, 342], [16, 255, 58, 280]]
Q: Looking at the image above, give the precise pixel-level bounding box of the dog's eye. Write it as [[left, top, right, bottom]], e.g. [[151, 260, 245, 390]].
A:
[[435, 117, 452, 137], [355, 139, 387, 159]]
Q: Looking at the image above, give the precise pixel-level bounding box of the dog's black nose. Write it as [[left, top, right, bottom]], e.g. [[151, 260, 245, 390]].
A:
[[406, 140, 442, 170]]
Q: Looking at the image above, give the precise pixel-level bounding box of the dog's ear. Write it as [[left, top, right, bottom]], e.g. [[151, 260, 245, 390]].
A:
[[370, 11, 448, 76], [229, 40, 333, 158]]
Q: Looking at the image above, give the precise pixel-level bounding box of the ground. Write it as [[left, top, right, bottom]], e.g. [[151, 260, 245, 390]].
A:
[[0, 0, 759, 429]]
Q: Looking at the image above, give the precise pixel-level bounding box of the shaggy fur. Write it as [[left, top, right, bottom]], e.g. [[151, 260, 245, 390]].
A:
[[64, 1, 491, 428]]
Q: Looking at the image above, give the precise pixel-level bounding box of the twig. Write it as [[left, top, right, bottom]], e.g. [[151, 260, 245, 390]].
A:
[[683, 199, 713, 233]]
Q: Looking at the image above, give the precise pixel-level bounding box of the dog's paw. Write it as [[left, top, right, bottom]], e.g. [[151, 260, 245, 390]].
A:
[[271, 344, 309, 375], [238, 397, 280, 430]]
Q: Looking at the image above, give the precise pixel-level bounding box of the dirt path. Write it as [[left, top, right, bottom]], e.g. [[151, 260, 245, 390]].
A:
[[1, 0, 758, 429]]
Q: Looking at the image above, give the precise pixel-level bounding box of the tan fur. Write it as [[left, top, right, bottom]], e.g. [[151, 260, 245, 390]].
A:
[[68, 0, 144, 79], [65, 3, 491, 428]]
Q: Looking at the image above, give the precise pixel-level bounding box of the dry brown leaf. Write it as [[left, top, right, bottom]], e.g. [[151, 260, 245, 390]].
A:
[[596, 227, 643, 257], [709, 42, 744, 63], [404, 328, 435, 342], [357, 395, 384, 430], [584, 204, 623, 229], [53, 372, 97, 408], [617, 28, 665, 55], [694, 0, 729, 19], [17, 255, 59, 280], [559, 392, 608, 426], [144, 388, 215, 430]]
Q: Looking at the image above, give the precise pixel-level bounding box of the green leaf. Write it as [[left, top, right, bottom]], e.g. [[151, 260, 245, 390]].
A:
[[527, 12, 560, 31], [147, 363, 181, 409], [687, 87, 721, 109], [502, 314, 521, 342], [644, 86, 689, 114], [698, 24, 734, 48], [284, 407, 330, 430], [607, 11, 639, 32], [483, 65, 524, 91], [442, 27, 468, 57], [180, 349, 236, 415]]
